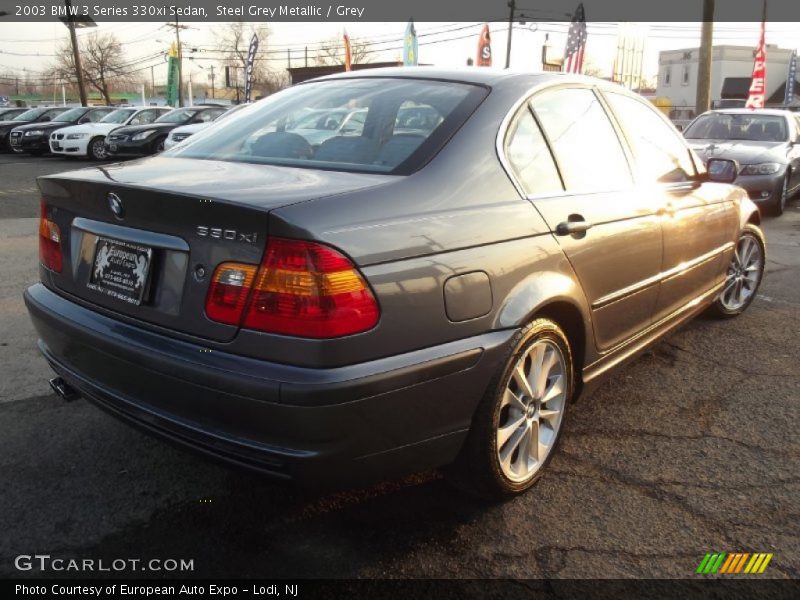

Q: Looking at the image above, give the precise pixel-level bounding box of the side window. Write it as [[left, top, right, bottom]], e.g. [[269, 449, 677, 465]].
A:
[[87, 110, 107, 122], [139, 110, 159, 125], [604, 92, 696, 183], [531, 88, 632, 192], [504, 108, 562, 195]]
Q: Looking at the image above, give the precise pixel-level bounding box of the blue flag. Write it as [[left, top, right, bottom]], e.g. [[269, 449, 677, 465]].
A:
[[785, 50, 797, 107], [403, 19, 418, 66]]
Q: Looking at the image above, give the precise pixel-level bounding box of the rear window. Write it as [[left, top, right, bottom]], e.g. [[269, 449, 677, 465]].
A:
[[685, 113, 788, 142], [168, 78, 487, 174]]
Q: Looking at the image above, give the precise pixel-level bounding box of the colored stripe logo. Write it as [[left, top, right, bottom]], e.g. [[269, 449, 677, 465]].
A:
[[696, 552, 773, 574]]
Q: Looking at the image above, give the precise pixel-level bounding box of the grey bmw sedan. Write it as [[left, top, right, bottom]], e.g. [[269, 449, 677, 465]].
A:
[[684, 108, 800, 216], [25, 68, 764, 498]]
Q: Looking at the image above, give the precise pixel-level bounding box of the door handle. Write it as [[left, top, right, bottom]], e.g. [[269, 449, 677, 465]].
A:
[[555, 217, 593, 237]]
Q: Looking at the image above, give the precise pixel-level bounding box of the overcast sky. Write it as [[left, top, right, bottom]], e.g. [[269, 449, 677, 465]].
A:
[[2, 21, 799, 88]]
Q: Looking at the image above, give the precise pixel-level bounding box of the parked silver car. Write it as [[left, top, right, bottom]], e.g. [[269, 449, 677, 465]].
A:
[[684, 108, 800, 215]]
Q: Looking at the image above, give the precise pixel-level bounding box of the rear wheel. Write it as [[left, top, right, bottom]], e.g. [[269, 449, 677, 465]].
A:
[[447, 318, 573, 499], [88, 137, 107, 160], [708, 224, 765, 318]]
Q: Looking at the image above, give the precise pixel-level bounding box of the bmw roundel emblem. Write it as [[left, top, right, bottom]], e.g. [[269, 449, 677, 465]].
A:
[[107, 192, 124, 220]]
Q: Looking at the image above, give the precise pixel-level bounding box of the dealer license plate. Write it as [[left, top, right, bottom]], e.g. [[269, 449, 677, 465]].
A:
[[87, 237, 152, 305]]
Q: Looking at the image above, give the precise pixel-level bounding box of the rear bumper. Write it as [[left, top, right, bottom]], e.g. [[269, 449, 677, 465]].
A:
[[24, 283, 513, 488]]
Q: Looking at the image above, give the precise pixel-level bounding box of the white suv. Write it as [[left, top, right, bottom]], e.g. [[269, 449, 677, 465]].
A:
[[50, 106, 171, 160]]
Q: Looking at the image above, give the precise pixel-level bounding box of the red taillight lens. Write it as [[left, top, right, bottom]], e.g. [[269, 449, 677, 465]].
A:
[[39, 202, 62, 273], [205, 263, 258, 325], [243, 238, 380, 338]]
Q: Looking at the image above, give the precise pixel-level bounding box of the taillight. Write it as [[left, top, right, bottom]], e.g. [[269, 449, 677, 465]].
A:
[[205, 263, 258, 325], [39, 202, 62, 273], [205, 238, 379, 338]]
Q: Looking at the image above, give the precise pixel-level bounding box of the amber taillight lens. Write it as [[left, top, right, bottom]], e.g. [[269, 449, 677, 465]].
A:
[[39, 201, 62, 273], [205, 238, 380, 338]]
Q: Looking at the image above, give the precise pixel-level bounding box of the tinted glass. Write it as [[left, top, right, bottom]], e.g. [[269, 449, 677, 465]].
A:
[[54, 107, 88, 122], [605, 92, 696, 183], [100, 109, 136, 124], [169, 78, 482, 173], [505, 109, 562, 195], [684, 113, 788, 142], [532, 88, 632, 192], [14, 107, 48, 120], [155, 109, 198, 124], [85, 108, 112, 122]]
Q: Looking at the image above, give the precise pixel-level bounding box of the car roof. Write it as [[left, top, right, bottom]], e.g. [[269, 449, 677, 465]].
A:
[[309, 66, 599, 89], [704, 108, 795, 117]]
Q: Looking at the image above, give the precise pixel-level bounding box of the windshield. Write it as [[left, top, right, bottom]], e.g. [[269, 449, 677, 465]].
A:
[[14, 107, 48, 121], [169, 78, 484, 174], [685, 113, 788, 142], [101, 109, 136, 124], [54, 107, 88, 122], [155, 109, 197, 124]]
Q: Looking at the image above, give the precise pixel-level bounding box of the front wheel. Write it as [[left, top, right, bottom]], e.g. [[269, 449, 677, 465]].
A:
[[708, 224, 765, 318], [88, 137, 108, 161], [772, 173, 789, 216], [151, 136, 166, 154], [447, 318, 574, 499]]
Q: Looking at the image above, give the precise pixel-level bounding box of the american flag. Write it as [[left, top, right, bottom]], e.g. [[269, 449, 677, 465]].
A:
[[563, 4, 587, 74]]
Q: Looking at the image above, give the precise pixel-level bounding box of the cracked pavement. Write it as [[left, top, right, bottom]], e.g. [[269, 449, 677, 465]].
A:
[[0, 154, 798, 579]]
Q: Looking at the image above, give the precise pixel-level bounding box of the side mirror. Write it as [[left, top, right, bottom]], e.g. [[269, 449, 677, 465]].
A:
[[674, 123, 684, 132], [706, 158, 739, 184], [78, 117, 91, 124]]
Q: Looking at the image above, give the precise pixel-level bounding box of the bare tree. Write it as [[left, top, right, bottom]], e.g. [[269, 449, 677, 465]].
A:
[[51, 33, 131, 104], [214, 23, 288, 101], [315, 36, 372, 67]]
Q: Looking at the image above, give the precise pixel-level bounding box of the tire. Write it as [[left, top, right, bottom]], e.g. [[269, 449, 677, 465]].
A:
[[151, 136, 166, 154], [447, 318, 574, 499], [88, 136, 107, 161], [707, 224, 765, 319], [771, 173, 789, 216]]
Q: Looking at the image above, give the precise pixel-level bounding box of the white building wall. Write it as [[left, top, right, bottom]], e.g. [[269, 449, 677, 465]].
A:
[[656, 45, 796, 112]]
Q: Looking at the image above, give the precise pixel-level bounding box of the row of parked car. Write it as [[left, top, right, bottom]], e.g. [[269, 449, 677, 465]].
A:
[[0, 104, 235, 160]]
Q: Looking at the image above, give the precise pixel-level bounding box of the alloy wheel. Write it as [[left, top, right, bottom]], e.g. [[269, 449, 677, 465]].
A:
[[92, 138, 107, 160], [497, 339, 567, 483], [720, 234, 763, 312]]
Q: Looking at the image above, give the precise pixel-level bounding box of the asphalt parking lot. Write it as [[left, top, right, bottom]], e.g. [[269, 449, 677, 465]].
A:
[[0, 152, 798, 579]]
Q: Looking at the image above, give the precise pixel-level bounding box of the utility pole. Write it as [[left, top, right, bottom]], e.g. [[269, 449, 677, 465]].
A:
[[150, 65, 155, 97], [505, 0, 516, 69], [696, 0, 715, 115], [65, 0, 88, 106], [209, 64, 215, 99], [165, 17, 189, 106]]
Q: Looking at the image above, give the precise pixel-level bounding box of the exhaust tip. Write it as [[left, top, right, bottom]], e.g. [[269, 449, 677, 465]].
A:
[[49, 377, 80, 402]]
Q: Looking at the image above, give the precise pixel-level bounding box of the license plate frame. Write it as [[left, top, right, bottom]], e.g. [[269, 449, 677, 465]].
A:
[[87, 237, 153, 306]]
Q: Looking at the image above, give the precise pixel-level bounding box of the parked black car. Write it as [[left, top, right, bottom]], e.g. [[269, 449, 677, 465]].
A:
[[26, 69, 763, 497], [10, 106, 116, 155], [104, 107, 227, 157], [0, 106, 68, 152]]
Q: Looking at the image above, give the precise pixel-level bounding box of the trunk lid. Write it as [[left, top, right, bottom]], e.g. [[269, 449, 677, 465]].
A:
[[38, 157, 395, 342]]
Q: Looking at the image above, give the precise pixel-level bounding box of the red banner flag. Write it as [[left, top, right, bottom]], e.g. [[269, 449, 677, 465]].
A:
[[344, 31, 352, 71], [745, 21, 767, 109], [476, 24, 492, 67]]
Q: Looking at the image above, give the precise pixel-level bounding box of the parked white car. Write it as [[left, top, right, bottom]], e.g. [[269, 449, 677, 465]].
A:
[[50, 106, 171, 160], [164, 104, 250, 150]]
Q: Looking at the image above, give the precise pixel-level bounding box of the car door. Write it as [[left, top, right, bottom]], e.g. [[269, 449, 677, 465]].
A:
[[524, 86, 664, 351], [602, 91, 738, 322]]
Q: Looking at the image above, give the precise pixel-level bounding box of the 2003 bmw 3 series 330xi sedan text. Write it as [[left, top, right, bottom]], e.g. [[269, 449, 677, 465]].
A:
[[25, 69, 765, 498]]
